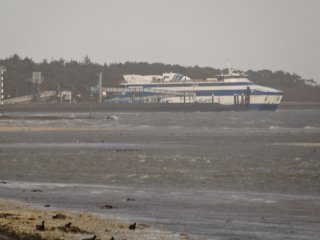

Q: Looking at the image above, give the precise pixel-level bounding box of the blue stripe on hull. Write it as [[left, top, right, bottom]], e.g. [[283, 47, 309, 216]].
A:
[[121, 90, 282, 97], [195, 90, 282, 96], [124, 82, 256, 88]]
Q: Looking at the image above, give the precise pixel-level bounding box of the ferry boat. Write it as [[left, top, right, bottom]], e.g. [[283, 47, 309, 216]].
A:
[[105, 68, 283, 111]]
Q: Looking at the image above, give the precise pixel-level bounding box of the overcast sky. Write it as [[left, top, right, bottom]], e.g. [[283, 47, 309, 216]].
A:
[[1, 0, 319, 81]]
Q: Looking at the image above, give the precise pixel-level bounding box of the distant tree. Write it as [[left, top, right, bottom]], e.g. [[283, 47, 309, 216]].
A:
[[82, 55, 92, 66], [0, 54, 319, 102]]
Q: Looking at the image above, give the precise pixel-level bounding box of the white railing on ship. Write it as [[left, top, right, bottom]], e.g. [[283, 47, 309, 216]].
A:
[[103, 87, 194, 97]]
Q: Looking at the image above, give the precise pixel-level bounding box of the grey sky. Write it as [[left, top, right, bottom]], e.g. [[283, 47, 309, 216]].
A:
[[1, 0, 319, 81]]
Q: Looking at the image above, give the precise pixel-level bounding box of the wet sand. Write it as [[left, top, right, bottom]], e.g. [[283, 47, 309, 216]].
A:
[[0, 198, 180, 240], [1, 180, 320, 240]]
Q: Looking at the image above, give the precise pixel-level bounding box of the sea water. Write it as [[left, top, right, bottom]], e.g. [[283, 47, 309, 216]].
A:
[[0, 109, 320, 239]]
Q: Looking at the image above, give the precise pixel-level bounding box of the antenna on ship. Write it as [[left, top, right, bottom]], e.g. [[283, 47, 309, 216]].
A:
[[227, 62, 234, 75]]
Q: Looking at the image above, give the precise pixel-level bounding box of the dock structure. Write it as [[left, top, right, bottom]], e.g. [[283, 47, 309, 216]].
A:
[[3, 91, 56, 104], [233, 86, 251, 111]]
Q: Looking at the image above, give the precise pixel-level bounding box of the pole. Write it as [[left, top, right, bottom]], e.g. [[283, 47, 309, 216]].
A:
[[37, 80, 40, 99], [0, 66, 6, 116], [246, 86, 251, 110], [32, 78, 35, 101], [90, 87, 92, 119], [98, 72, 102, 104]]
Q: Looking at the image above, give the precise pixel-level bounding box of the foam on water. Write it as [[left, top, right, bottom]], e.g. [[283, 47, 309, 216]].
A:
[[140, 175, 149, 179], [2, 109, 320, 134], [0, 142, 191, 150], [272, 142, 320, 147]]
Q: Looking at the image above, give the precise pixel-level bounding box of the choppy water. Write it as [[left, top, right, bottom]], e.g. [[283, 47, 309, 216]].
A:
[[1, 109, 320, 239], [3, 109, 320, 130]]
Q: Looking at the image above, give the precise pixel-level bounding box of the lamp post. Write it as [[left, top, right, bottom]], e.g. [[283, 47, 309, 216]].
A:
[[90, 86, 93, 119], [0, 66, 6, 115]]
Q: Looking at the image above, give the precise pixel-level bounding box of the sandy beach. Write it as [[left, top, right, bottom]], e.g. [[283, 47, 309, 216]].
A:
[[0, 198, 185, 240]]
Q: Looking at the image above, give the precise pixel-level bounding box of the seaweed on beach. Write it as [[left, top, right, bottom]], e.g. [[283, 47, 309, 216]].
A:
[[56, 222, 93, 234], [0, 199, 178, 240]]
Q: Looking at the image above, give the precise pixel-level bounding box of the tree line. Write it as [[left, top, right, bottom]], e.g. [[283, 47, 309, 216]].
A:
[[0, 54, 319, 101]]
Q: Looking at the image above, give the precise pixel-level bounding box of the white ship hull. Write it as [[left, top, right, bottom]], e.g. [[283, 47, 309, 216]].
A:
[[106, 70, 283, 111]]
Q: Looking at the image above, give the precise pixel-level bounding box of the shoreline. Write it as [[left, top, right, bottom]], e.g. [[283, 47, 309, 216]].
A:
[[0, 101, 319, 113], [2, 180, 320, 240], [0, 198, 184, 240]]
